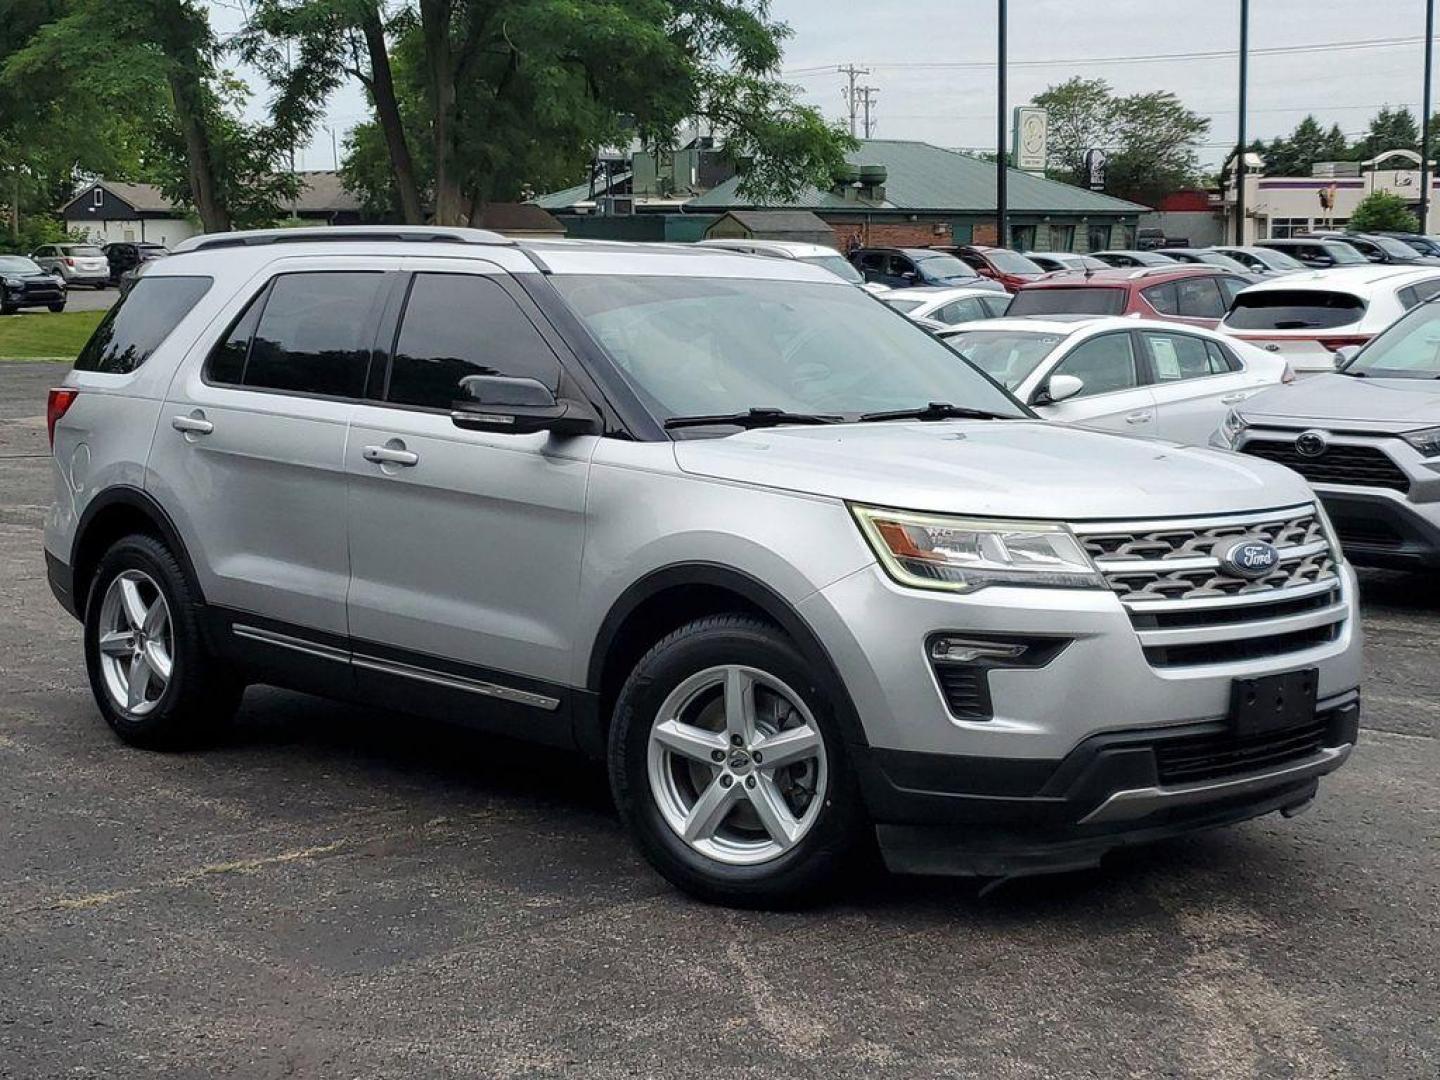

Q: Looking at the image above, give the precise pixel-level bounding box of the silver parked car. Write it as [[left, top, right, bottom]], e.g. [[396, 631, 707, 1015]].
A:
[[31, 243, 109, 288], [1215, 296, 1440, 569], [45, 227, 1361, 905]]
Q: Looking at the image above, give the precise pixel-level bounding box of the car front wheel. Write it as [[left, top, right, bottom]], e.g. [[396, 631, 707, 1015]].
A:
[[609, 614, 866, 907]]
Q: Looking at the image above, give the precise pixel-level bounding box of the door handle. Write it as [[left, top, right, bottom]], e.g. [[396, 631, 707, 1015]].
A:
[[362, 444, 419, 467], [171, 414, 213, 435], [1219, 392, 1250, 404], [1124, 411, 1152, 425]]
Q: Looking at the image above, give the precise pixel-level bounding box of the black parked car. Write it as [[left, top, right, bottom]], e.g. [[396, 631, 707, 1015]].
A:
[[1370, 230, 1440, 258], [103, 241, 169, 286], [0, 255, 66, 314], [1298, 232, 1440, 266], [847, 247, 1006, 292]]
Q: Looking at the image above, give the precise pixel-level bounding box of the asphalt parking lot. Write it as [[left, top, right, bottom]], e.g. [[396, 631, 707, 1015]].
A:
[[1, 361, 1436, 1079], [54, 286, 118, 313]]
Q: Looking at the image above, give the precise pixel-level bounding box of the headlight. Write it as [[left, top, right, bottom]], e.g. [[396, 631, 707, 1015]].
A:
[[1219, 407, 1248, 447], [1402, 425, 1440, 457], [1, 277, 19, 289], [852, 505, 1104, 592]]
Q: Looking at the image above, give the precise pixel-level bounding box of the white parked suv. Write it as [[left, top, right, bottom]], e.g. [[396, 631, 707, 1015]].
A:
[[936, 315, 1290, 444], [1220, 265, 1440, 376], [45, 227, 1361, 905]]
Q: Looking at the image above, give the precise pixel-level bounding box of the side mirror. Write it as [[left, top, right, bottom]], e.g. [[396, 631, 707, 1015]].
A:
[[1333, 345, 1360, 369], [1035, 373, 1085, 405], [451, 375, 599, 437]]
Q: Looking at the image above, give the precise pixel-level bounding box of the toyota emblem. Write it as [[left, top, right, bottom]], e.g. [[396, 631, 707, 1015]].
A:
[[1295, 430, 1328, 458]]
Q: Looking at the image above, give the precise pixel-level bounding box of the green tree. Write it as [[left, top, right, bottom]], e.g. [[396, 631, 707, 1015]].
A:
[[1032, 78, 1208, 204], [1361, 106, 1420, 159], [1349, 191, 1419, 232], [245, 0, 856, 226]]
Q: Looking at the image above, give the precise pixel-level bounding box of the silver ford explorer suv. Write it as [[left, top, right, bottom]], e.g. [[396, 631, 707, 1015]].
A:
[[44, 227, 1362, 906], [1215, 297, 1440, 570]]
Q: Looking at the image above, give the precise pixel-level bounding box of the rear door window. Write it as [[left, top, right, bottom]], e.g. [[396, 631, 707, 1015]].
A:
[[1008, 286, 1125, 316], [1398, 279, 1440, 309], [209, 271, 387, 397], [1141, 282, 1179, 315], [933, 298, 986, 324], [1141, 330, 1217, 381], [1173, 276, 1225, 319], [1224, 290, 1366, 330], [384, 273, 562, 409], [74, 275, 213, 374]]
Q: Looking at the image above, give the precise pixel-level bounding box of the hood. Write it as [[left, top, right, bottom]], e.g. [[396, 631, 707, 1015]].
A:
[[1240, 373, 1440, 432], [673, 420, 1315, 521]]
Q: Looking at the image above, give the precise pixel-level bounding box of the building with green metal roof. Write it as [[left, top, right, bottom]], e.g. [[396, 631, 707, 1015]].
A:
[[533, 139, 1147, 252]]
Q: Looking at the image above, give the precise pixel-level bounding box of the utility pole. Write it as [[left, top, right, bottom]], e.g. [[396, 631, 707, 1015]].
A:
[[859, 85, 879, 139], [1235, 0, 1250, 245], [839, 64, 870, 138], [996, 0, 1008, 246], [327, 124, 339, 171], [1422, 0, 1435, 232]]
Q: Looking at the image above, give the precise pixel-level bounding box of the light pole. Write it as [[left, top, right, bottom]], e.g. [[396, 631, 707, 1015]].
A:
[[1422, 0, 1435, 232], [996, 0, 1008, 246], [1235, 0, 1249, 244]]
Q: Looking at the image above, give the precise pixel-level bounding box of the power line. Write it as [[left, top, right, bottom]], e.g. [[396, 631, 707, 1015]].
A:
[[783, 34, 1434, 76]]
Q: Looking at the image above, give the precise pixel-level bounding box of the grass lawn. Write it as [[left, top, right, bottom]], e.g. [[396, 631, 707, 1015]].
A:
[[0, 310, 105, 360]]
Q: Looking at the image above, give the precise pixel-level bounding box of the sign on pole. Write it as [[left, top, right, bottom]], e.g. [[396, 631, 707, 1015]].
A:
[[1013, 106, 1047, 173], [1083, 148, 1107, 191]]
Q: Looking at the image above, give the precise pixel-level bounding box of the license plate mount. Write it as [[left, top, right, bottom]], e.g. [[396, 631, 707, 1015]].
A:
[[1229, 669, 1318, 738]]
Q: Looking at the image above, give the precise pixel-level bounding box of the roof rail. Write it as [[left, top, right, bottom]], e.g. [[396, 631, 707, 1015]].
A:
[[172, 225, 512, 253], [1126, 265, 1214, 280]]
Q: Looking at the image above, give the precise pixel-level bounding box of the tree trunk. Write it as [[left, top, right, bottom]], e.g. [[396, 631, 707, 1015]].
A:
[[420, 0, 465, 225], [361, 8, 423, 224], [166, 67, 230, 232]]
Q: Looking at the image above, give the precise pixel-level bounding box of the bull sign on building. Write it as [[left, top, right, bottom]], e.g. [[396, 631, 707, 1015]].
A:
[[1014, 106, 1047, 174]]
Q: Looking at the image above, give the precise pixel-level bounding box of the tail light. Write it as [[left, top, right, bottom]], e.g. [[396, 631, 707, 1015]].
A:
[[1281, 361, 1296, 384], [47, 388, 78, 448], [63, 257, 75, 268], [1317, 336, 1370, 349]]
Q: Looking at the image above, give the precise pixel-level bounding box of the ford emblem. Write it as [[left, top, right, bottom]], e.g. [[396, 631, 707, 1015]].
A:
[[1219, 539, 1281, 579]]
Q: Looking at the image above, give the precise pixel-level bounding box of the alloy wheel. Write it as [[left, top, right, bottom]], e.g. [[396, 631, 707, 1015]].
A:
[[96, 570, 174, 716], [647, 664, 828, 866]]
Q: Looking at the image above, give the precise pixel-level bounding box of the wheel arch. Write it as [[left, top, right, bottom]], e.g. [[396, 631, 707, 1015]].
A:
[[71, 486, 204, 621], [582, 563, 868, 758]]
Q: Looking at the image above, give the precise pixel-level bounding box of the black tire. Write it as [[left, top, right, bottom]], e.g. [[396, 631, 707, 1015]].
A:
[[48, 302, 65, 313], [0, 304, 15, 316], [609, 613, 867, 908], [83, 533, 242, 749]]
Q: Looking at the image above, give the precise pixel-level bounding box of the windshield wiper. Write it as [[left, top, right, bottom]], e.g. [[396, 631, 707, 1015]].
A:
[[663, 407, 842, 431], [859, 401, 1015, 423]]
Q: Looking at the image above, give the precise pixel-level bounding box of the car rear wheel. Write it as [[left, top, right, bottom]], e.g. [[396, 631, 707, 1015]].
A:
[[83, 534, 243, 749], [609, 614, 866, 907]]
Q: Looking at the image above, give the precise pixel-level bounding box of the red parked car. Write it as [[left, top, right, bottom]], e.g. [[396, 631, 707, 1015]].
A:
[[944, 245, 1048, 292], [1006, 265, 1254, 329]]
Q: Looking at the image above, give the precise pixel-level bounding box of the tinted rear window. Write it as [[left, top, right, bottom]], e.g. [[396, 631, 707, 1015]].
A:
[[74, 276, 212, 373], [1223, 290, 1366, 330], [1008, 287, 1125, 316]]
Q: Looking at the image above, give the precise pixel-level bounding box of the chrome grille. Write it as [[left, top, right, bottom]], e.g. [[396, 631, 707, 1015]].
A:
[[1072, 505, 1348, 668]]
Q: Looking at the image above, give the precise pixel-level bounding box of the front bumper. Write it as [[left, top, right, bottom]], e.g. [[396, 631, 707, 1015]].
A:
[[1314, 486, 1440, 569], [864, 690, 1359, 877]]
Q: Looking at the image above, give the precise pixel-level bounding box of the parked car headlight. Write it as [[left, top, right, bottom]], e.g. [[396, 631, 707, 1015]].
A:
[[1401, 425, 1440, 457], [1, 277, 21, 290], [1218, 407, 1248, 447], [852, 505, 1103, 592]]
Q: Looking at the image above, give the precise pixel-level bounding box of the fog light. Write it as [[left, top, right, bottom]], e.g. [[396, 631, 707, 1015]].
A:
[[930, 637, 1029, 664]]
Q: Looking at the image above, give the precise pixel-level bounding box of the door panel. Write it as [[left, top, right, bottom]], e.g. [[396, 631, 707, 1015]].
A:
[[1034, 332, 1156, 435], [1138, 329, 1252, 445], [150, 262, 395, 635], [344, 265, 594, 688]]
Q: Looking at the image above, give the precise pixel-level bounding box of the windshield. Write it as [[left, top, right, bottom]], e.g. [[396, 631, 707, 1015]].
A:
[[883, 296, 926, 314], [1223, 289, 1365, 330], [913, 254, 979, 282], [939, 330, 1064, 388], [1007, 286, 1125, 316], [549, 275, 1028, 429], [984, 250, 1044, 275], [62, 245, 104, 257], [1192, 251, 1249, 272], [0, 256, 42, 274], [1369, 236, 1423, 260], [800, 254, 864, 284], [1347, 301, 1440, 377]]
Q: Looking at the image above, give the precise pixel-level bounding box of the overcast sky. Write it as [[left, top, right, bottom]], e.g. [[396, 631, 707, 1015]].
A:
[[212, 0, 1440, 172]]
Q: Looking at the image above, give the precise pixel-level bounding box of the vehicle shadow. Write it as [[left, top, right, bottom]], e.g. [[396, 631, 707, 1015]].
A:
[[1356, 567, 1440, 612]]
